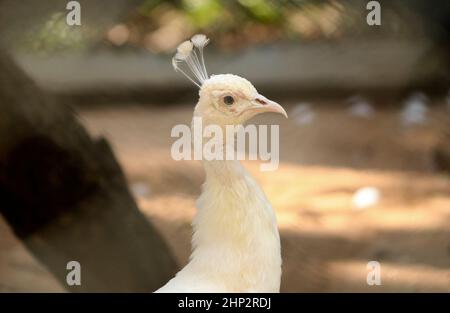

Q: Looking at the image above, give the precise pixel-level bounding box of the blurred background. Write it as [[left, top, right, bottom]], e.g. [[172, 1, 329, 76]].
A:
[[0, 0, 449, 292]]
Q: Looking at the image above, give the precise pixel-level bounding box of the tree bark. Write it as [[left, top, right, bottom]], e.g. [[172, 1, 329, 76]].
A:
[[0, 50, 178, 292]]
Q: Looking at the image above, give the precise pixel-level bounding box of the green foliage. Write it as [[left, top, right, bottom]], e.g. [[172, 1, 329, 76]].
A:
[[138, 0, 165, 17], [182, 0, 224, 28], [17, 0, 437, 54], [237, 0, 282, 23], [21, 12, 89, 54]]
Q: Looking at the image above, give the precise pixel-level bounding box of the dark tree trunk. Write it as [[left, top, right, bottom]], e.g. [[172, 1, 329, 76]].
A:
[[0, 50, 177, 292]]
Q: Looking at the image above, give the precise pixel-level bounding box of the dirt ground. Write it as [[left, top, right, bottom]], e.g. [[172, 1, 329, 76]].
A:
[[1, 101, 449, 292]]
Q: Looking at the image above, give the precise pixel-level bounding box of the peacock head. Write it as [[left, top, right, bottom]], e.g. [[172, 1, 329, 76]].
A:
[[172, 34, 287, 127]]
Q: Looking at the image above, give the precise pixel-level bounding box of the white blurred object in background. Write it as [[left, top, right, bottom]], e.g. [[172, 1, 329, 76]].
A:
[[130, 181, 152, 199], [291, 102, 315, 126], [400, 92, 429, 126], [352, 186, 381, 210], [347, 95, 375, 119]]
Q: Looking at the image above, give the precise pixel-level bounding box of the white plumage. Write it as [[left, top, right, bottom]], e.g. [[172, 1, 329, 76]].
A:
[[157, 158, 282, 292], [156, 35, 286, 293]]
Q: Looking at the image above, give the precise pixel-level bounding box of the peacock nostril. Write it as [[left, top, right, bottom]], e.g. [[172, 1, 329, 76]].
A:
[[255, 98, 267, 105]]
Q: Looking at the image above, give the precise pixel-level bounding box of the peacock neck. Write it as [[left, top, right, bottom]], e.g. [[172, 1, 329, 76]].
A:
[[185, 115, 281, 291], [191, 115, 247, 183], [186, 155, 281, 292], [203, 156, 246, 182]]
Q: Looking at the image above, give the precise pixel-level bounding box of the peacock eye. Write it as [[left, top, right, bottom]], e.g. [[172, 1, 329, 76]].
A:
[[223, 95, 235, 106]]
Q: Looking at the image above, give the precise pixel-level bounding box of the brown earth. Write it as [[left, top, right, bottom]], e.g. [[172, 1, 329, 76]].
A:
[[1, 102, 449, 292]]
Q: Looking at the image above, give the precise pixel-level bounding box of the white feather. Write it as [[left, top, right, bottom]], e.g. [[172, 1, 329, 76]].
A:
[[172, 34, 210, 87], [176, 40, 194, 57], [191, 34, 209, 48]]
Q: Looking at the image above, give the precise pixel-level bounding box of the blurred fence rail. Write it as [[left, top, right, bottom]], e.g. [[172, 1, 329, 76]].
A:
[[14, 38, 448, 105]]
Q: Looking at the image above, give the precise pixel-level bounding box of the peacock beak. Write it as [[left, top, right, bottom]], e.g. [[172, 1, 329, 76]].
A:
[[248, 94, 288, 118]]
